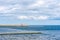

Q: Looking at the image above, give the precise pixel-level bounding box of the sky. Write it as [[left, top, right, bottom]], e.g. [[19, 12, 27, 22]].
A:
[[0, 0, 60, 25]]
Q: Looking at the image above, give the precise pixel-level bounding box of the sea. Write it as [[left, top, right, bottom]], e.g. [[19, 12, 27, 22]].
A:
[[0, 25, 60, 40]]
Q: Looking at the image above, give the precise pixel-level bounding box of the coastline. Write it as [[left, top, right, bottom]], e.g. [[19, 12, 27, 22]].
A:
[[0, 24, 28, 26]]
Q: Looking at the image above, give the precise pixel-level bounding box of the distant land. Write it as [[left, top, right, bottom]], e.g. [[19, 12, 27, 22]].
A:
[[0, 24, 28, 27]]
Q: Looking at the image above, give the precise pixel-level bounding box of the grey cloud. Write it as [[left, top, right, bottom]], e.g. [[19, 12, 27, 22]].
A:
[[0, 0, 60, 20]]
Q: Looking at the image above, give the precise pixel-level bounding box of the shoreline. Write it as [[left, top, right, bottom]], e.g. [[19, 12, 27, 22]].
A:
[[0, 24, 28, 26]]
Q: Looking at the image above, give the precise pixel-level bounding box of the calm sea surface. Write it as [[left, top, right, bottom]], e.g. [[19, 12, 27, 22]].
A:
[[0, 25, 60, 40]]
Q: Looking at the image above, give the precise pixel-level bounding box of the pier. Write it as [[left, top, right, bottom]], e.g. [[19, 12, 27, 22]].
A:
[[0, 31, 42, 35], [0, 31, 51, 40]]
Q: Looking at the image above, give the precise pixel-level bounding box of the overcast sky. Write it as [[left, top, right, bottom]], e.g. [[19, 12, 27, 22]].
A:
[[0, 0, 60, 25]]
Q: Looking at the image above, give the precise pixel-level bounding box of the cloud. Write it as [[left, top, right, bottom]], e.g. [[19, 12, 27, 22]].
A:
[[0, 6, 6, 11], [0, 6, 8, 13], [0, 4, 23, 13], [0, 0, 60, 21], [28, 0, 45, 9], [17, 15, 49, 20], [17, 16, 28, 19], [38, 16, 49, 20]]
